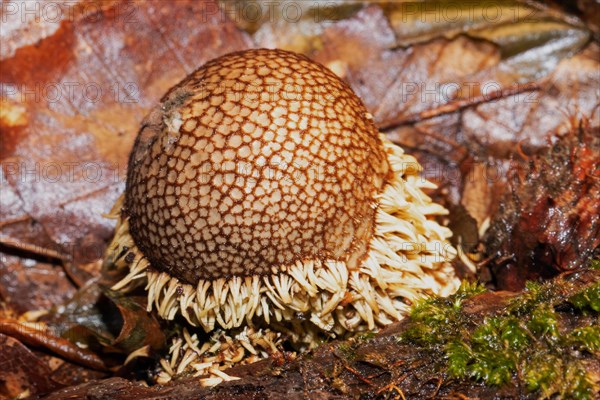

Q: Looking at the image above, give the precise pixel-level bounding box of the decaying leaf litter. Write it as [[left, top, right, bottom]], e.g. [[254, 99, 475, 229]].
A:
[[0, 1, 598, 399]]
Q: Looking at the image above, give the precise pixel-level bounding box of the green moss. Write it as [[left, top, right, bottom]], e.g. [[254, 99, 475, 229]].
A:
[[569, 281, 600, 312], [446, 316, 528, 386], [524, 353, 559, 393], [356, 331, 376, 341], [403, 281, 486, 346], [337, 342, 357, 361], [570, 325, 600, 352], [524, 354, 596, 400], [401, 268, 600, 399], [452, 280, 488, 301], [508, 280, 556, 315], [527, 304, 559, 340]]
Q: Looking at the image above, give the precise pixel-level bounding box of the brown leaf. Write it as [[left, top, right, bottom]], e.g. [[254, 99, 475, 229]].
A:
[[0, 168, 60, 259], [308, 5, 589, 130], [0, 318, 108, 371], [386, 0, 540, 47], [45, 283, 165, 356], [103, 289, 165, 353], [0, 254, 75, 314], [385, 43, 599, 228], [484, 119, 600, 290], [462, 43, 600, 158], [0, 333, 59, 399]]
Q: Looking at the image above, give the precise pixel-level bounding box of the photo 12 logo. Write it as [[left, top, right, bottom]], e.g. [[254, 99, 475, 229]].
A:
[[2, 160, 125, 184], [1, 82, 140, 104], [397, 1, 537, 23], [1, 1, 139, 24], [199, 1, 344, 24]]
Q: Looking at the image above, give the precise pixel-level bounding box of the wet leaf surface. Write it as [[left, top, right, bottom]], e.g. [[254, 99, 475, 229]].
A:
[[0, 334, 59, 398], [0, 333, 108, 399], [0, 254, 76, 314], [484, 120, 600, 290], [44, 283, 165, 356], [0, 0, 598, 398]]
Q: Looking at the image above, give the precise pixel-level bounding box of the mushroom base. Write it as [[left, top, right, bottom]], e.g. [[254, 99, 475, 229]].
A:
[[155, 326, 285, 386], [104, 136, 459, 385]]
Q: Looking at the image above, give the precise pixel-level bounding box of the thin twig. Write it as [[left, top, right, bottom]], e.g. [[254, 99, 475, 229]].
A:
[[379, 82, 540, 129], [0, 234, 68, 261], [0, 318, 109, 371], [377, 374, 408, 398], [0, 214, 31, 228], [344, 364, 373, 385]]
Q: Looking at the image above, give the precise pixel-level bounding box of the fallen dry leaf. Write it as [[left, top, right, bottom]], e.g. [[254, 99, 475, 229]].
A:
[[0, 333, 59, 398], [0, 254, 75, 314], [484, 119, 600, 290]]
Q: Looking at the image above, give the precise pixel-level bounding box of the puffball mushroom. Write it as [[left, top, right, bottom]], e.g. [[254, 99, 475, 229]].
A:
[[105, 48, 458, 382]]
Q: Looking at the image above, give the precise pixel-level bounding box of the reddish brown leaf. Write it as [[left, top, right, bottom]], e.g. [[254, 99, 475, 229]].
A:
[[0, 318, 108, 371], [0, 254, 75, 314], [0, 333, 59, 399], [484, 119, 600, 290]]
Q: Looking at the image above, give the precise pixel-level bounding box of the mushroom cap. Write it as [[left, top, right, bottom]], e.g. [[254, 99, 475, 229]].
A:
[[125, 48, 390, 285]]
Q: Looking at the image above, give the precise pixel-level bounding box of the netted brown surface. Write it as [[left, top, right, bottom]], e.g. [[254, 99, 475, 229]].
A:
[[125, 48, 388, 282]]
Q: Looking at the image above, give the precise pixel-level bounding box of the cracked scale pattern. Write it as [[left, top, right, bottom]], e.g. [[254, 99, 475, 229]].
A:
[[125, 48, 390, 284]]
